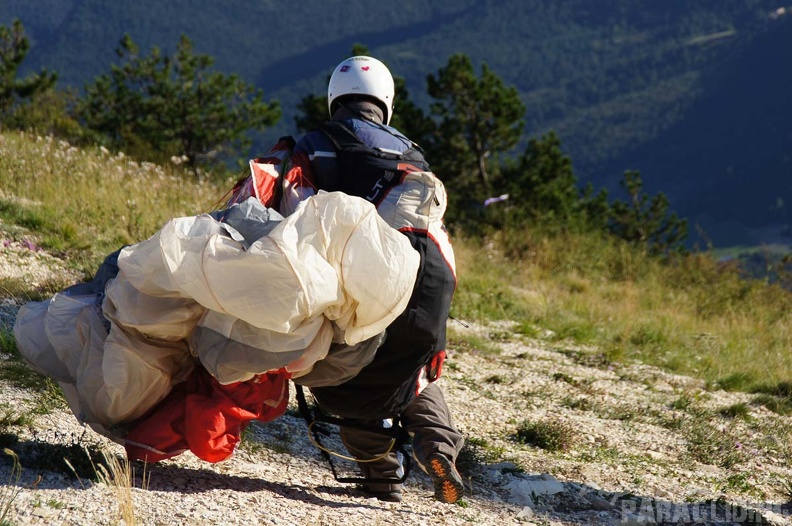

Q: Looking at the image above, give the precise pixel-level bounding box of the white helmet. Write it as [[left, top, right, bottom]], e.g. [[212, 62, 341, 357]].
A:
[[327, 56, 395, 125]]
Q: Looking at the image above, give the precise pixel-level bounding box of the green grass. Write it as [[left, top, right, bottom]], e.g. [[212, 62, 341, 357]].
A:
[[452, 226, 792, 393], [446, 330, 502, 356], [0, 277, 71, 301], [681, 416, 746, 469], [718, 403, 752, 421], [0, 406, 33, 430], [456, 436, 510, 476], [0, 131, 226, 275]]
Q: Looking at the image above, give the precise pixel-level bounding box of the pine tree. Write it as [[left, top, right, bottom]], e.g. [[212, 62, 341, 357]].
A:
[[490, 131, 610, 232], [506, 131, 580, 223], [0, 19, 57, 118], [425, 54, 525, 208], [77, 34, 280, 175], [608, 170, 688, 254]]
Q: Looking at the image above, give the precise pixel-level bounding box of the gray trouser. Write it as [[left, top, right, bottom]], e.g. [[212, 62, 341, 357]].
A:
[[339, 382, 464, 492]]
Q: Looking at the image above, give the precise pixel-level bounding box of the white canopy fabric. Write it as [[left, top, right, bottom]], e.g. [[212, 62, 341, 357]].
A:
[[14, 192, 419, 429]]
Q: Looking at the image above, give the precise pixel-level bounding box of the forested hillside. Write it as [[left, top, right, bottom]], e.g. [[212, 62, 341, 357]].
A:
[[599, 15, 792, 246], [3, 0, 791, 247]]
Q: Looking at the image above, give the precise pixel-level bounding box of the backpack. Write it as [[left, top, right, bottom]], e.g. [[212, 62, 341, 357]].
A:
[[317, 120, 430, 207]]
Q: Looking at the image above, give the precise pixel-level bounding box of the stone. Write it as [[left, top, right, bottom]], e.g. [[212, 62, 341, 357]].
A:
[[516, 506, 534, 520], [503, 473, 565, 506]]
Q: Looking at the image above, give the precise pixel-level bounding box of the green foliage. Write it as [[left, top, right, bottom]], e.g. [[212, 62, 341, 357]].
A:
[[718, 403, 751, 420], [732, 250, 792, 287], [425, 54, 525, 222], [673, 252, 792, 320], [684, 418, 745, 468], [6, 1, 789, 243], [3, 88, 85, 141], [0, 19, 81, 138], [0, 19, 57, 118], [294, 90, 326, 134], [504, 131, 580, 223], [390, 76, 434, 145], [76, 34, 281, 175], [450, 271, 532, 323], [514, 418, 577, 452], [456, 436, 509, 476], [608, 170, 689, 255], [716, 371, 756, 392], [455, 222, 792, 392], [1, 448, 23, 526], [751, 394, 792, 416], [745, 381, 792, 415], [0, 331, 66, 415], [498, 131, 610, 231]]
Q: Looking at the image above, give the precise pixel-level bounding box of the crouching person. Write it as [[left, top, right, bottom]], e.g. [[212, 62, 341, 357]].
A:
[[287, 55, 465, 503]]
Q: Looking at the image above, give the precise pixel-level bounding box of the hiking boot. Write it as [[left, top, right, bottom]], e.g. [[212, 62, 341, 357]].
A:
[[362, 486, 403, 502], [425, 453, 464, 503], [356, 459, 404, 503]]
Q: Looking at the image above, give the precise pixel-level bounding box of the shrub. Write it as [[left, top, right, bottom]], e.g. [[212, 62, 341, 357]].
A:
[[514, 418, 577, 452]]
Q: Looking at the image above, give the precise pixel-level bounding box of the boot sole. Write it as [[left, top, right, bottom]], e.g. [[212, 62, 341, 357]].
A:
[[427, 455, 464, 503]]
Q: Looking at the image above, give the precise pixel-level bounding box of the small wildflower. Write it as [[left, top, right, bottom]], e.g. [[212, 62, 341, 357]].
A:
[[22, 239, 41, 252]]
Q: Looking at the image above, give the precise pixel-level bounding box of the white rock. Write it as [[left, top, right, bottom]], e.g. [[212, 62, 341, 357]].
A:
[[503, 473, 565, 506]]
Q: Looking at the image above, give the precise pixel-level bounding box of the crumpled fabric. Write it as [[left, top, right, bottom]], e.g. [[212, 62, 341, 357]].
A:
[[14, 193, 419, 460], [123, 367, 290, 463]]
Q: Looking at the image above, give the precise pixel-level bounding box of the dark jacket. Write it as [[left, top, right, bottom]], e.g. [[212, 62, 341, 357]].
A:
[[288, 101, 456, 418]]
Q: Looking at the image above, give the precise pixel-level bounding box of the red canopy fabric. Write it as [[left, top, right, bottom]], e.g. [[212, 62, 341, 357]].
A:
[[124, 367, 291, 463]]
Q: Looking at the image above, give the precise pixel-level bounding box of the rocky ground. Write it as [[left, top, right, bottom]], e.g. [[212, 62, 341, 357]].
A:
[[1, 241, 792, 525]]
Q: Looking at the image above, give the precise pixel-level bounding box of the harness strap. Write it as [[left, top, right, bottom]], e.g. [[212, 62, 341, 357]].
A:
[[319, 120, 367, 151], [295, 384, 412, 484]]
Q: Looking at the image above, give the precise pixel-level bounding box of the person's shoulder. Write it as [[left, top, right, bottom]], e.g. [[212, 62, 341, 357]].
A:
[[344, 118, 415, 149], [296, 128, 326, 143], [386, 125, 413, 144], [295, 128, 333, 153]]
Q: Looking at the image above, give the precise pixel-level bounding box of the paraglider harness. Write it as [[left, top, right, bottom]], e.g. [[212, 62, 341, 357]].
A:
[[315, 120, 430, 207], [294, 384, 413, 485]]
